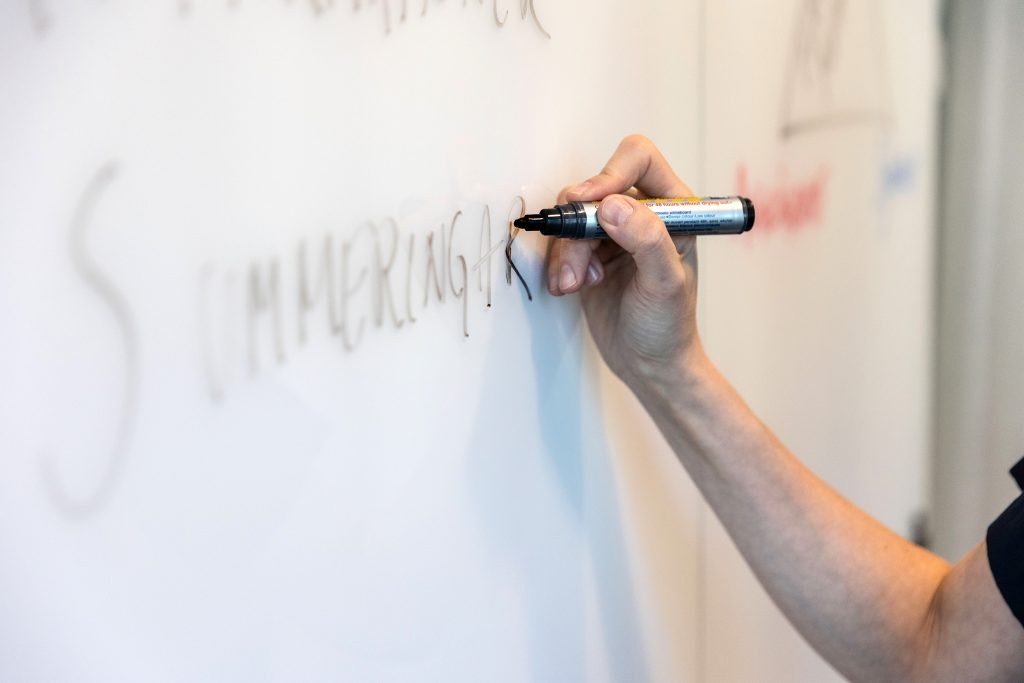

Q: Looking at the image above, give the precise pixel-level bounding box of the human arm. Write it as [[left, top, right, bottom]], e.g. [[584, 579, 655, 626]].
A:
[[546, 134, 1024, 682]]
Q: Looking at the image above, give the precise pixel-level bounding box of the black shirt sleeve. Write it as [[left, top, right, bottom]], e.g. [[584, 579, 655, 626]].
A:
[[986, 456, 1024, 629]]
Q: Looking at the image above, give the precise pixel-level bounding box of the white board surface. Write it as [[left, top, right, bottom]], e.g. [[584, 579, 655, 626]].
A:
[[698, 1, 941, 680], [0, 2, 939, 681]]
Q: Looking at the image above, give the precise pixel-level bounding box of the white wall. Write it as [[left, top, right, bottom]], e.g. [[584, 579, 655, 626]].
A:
[[934, 0, 1024, 561]]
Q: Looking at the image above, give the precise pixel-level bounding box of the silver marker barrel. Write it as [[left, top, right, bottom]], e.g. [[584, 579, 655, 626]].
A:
[[514, 196, 755, 239]]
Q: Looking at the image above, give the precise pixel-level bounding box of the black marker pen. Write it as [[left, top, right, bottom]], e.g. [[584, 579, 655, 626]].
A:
[[514, 196, 755, 239]]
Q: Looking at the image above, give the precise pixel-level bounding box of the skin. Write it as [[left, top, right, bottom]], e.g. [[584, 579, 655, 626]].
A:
[[546, 134, 1024, 683]]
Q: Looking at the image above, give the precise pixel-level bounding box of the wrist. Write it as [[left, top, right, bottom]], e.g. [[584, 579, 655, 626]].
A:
[[626, 342, 716, 407], [627, 346, 753, 471]]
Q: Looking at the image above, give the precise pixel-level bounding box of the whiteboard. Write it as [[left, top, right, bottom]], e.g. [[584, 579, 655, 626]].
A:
[[0, 1, 939, 681], [0, 2, 703, 681], [698, 1, 941, 680]]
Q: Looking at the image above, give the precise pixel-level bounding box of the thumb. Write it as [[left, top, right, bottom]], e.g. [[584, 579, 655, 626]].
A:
[[598, 195, 684, 295]]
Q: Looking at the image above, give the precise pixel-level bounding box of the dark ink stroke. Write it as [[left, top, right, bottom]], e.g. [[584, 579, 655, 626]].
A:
[[505, 196, 532, 301]]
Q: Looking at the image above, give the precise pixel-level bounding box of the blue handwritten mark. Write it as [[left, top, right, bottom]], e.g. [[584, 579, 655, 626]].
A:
[[879, 156, 916, 205]]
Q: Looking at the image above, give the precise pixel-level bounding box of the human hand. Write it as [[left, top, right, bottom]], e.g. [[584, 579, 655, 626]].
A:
[[545, 135, 707, 389]]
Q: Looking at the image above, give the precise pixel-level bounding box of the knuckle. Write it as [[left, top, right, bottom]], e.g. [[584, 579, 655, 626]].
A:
[[622, 133, 653, 153], [664, 267, 687, 294], [629, 206, 663, 238], [568, 242, 595, 268], [598, 165, 627, 187], [633, 221, 665, 255]]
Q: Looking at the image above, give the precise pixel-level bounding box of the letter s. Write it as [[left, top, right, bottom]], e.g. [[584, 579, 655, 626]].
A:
[[39, 162, 139, 518]]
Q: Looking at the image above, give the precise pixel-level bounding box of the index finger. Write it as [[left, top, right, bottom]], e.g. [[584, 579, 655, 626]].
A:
[[545, 183, 630, 297], [556, 185, 640, 204], [564, 134, 693, 202]]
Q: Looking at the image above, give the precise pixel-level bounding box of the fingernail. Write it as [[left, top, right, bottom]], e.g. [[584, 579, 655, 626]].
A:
[[586, 263, 600, 285], [559, 263, 577, 291], [602, 196, 633, 226], [567, 181, 592, 199]]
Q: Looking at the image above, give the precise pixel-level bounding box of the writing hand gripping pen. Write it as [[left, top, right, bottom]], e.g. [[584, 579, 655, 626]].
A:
[[515, 196, 755, 239]]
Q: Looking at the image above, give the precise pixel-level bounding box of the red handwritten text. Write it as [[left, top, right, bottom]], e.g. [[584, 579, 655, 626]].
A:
[[735, 164, 830, 234]]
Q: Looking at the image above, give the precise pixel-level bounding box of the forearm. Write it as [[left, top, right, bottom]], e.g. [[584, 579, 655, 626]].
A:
[[633, 351, 951, 683], [556, 134, 1022, 680]]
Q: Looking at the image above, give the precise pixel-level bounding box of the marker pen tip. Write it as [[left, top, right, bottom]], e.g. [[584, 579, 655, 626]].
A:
[[514, 214, 545, 231]]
